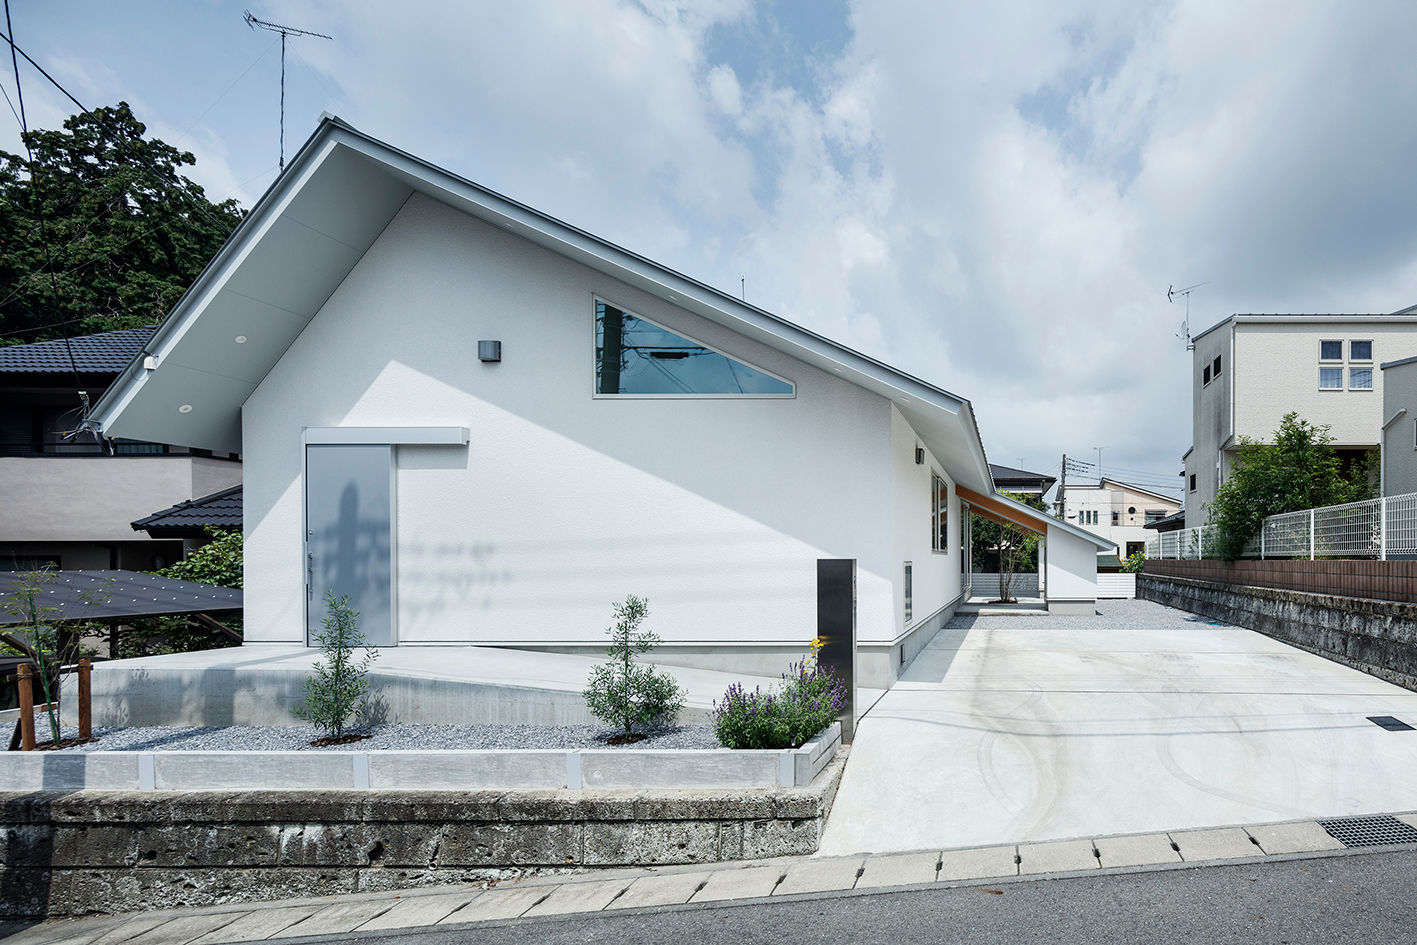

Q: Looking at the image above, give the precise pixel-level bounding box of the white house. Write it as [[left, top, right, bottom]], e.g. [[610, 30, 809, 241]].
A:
[[1184, 309, 1417, 528], [1062, 478, 1183, 559], [86, 117, 1110, 688]]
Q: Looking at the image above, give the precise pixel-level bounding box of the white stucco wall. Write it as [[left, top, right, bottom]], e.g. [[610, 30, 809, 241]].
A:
[[889, 405, 962, 634], [1382, 360, 1417, 497], [1044, 521, 1098, 602], [242, 193, 949, 652]]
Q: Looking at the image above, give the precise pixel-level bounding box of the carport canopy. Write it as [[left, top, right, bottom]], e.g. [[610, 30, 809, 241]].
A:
[[0, 570, 241, 626]]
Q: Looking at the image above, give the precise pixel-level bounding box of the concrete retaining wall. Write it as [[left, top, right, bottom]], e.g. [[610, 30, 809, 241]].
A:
[[1138, 573, 1417, 691], [0, 751, 847, 919]]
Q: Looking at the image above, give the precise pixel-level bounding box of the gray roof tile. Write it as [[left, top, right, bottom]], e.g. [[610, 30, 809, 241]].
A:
[[0, 326, 155, 374]]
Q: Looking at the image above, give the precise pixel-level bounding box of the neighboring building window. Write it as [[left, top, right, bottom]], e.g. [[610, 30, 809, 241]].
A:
[[1351, 340, 1373, 361], [903, 562, 913, 625], [1212, 355, 1222, 377], [1111, 511, 1119, 525], [1320, 340, 1343, 361], [1202, 365, 1211, 385], [1350, 367, 1373, 390], [1189, 474, 1197, 492], [1145, 509, 1166, 524], [1319, 367, 1343, 390], [594, 299, 794, 396], [930, 472, 949, 553]]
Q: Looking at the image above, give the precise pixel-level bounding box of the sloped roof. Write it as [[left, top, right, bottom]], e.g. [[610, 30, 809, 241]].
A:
[[989, 463, 1057, 489], [132, 484, 243, 536], [0, 326, 155, 374], [1193, 311, 1417, 344], [1143, 510, 1187, 531], [85, 116, 997, 493]]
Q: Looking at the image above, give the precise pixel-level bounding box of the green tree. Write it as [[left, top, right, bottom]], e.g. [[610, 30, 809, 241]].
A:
[[296, 592, 379, 741], [116, 530, 244, 658], [0, 102, 244, 343], [583, 595, 686, 738], [971, 492, 1043, 602], [1207, 412, 1375, 559]]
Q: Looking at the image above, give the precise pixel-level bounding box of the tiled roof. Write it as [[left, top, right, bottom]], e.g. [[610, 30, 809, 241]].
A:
[[132, 484, 243, 535], [0, 326, 155, 374], [1143, 510, 1187, 531]]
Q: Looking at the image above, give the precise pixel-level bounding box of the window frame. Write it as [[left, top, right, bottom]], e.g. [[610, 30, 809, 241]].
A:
[[1202, 364, 1211, 386], [903, 562, 913, 625], [1319, 339, 1344, 362], [930, 471, 949, 554], [1350, 340, 1373, 362], [590, 295, 797, 400], [1212, 355, 1222, 378], [1319, 367, 1344, 391], [1189, 474, 1197, 492], [1349, 366, 1373, 391]]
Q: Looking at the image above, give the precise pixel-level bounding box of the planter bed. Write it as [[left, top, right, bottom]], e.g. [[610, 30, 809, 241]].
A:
[[0, 723, 840, 793]]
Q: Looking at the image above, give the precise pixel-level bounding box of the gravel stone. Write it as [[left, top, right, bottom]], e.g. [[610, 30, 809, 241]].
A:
[[945, 598, 1236, 631], [48, 723, 722, 753]]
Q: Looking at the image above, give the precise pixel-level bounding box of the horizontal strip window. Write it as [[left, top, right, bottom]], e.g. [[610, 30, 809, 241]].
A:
[[594, 299, 794, 397]]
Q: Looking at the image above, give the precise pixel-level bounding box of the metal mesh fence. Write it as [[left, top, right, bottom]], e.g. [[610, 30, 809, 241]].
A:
[[1149, 492, 1417, 560]]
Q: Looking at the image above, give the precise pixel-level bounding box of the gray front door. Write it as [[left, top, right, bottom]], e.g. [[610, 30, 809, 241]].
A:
[[305, 444, 394, 646]]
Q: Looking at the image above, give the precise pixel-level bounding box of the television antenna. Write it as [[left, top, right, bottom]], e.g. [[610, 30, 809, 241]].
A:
[[243, 10, 332, 171], [1167, 281, 1208, 350]]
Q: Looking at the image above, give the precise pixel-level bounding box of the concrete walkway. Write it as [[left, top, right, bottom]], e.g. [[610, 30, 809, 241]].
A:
[[2, 813, 1409, 944], [820, 601, 1417, 855]]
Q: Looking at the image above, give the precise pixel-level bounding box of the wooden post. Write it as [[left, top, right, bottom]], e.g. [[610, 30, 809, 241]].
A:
[[17, 663, 35, 751], [78, 658, 92, 741]]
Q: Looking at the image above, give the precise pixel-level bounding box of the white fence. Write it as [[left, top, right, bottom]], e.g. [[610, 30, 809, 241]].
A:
[[1097, 573, 1136, 599], [1145, 492, 1417, 560], [969, 572, 1040, 598]]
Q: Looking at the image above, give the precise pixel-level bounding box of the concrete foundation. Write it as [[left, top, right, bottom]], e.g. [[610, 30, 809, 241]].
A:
[[1046, 599, 1096, 616], [1138, 573, 1417, 691], [0, 751, 846, 919]]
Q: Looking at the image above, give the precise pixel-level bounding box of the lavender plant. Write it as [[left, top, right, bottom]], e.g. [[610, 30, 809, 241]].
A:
[[713, 639, 847, 749]]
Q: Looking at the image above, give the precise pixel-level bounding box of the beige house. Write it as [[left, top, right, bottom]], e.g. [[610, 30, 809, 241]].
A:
[[1063, 478, 1182, 558], [1184, 309, 1417, 528]]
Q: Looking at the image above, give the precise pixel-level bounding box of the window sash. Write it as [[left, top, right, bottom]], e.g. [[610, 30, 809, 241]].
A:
[[1350, 367, 1373, 390], [1319, 367, 1343, 389]]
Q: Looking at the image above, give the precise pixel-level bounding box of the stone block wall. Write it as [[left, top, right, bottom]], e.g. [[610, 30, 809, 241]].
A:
[[1138, 573, 1417, 691], [0, 754, 844, 918]]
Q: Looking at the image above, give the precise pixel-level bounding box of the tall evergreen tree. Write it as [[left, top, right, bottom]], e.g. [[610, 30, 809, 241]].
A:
[[0, 102, 245, 343]]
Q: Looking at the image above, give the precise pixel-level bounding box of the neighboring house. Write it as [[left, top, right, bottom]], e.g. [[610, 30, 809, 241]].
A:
[[1063, 478, 1183, 558], [1381, 356, 1417, 497], [988, 463, 1057, 500], [1184, 309, 1417, 528], [85, 116, 1112, 687], [132, 484, 244, 552], [0, 327, 242, 571], [1142, 510, 1187, 534]]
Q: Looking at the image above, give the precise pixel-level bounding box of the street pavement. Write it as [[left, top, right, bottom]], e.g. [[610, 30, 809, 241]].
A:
[[821, 613, 1417, 854], [3, 813, 1413, 944]]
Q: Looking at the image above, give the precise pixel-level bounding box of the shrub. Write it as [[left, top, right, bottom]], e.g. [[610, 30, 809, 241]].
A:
[[583, 595, 686, 736], [714, 641, 848, 750], [1121, 551, 1145, 573], [295, 592, 378, 740]]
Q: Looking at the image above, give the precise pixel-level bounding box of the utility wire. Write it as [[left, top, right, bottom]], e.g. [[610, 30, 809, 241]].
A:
[[4, 0, 83, 402]]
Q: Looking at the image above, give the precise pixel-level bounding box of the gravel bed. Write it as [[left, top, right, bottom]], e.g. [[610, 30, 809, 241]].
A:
[[47, 723, 723, 753], [946, 598, 1236, 631]]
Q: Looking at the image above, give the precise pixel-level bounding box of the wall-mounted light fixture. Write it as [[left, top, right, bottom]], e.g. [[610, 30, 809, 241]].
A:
[[914, 446, 924, 465], [478, 340, 502, 363]]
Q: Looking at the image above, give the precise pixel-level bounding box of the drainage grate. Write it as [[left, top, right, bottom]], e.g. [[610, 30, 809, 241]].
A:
[[1318, 815, 1417, 848], [1368, 716, 1415, 731]]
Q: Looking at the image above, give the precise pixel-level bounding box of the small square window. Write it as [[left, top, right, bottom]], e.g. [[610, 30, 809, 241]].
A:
[[1351, 340, 1373, 361], [1350, 367, 1373, 390], [1212, 355, 1222, 377], [1320, 340, 1343, 361], [1111, 511, 1120, 525], [1189, 474, 1197, 492], [1319, 367, 1343, 389], [1202, 365, 1211, 385]]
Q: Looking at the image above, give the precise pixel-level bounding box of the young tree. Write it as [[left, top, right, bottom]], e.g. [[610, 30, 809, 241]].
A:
[[0, 103, 245, 343], [1207, 412, 1375, 559], [296, 592, 378, 742], [583, 595, 686, 739], [971, 492, 1043, 602]]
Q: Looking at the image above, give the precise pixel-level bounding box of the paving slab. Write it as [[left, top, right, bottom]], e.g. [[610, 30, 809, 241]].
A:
[[1094, 833, 1182, 868], [440, 885, 550, 923], [855, 851, 940, 888], [275, 901, 395, 937], [1171, 827, 1262, 861], [690, 866, 784, 902], [1248, 821, 1346, 855], [1396, 812, 1417, 831], [1018, 839, 1097, 875], [190, 905, 320, 943], [522, 878, 633, 917], [938, 845, 1018, 881], [124, 913, 249, 945], [0, 922, 111, 945], [355, 891, 484, 931], [88, 916, 183, 945], [773, 858, 863, 896], [610, 871, 714, 909], [821, 614, 1417, 855]]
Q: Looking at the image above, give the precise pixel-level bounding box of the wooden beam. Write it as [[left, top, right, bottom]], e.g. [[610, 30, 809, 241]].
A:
[[957, 485, 1048, 536]]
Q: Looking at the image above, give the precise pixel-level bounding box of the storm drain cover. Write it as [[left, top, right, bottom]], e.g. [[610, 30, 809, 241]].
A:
[[1368, 716, 1415, 731], [1318, 816, 1417, 848]]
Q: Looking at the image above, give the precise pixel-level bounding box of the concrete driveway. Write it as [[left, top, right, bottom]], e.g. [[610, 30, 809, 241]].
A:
[[819, 600, 1417, 855]]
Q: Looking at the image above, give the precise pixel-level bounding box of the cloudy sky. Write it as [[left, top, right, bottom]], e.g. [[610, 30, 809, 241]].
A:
[[7, 0, 1417, 495]]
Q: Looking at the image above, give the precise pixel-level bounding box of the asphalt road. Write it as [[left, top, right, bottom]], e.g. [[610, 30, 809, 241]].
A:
[[271, 849, 1417, 945]]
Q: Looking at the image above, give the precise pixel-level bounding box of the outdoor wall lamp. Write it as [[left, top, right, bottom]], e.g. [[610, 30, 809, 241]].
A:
[[478, 340, 502, 362], [915, 446, 924, 465]]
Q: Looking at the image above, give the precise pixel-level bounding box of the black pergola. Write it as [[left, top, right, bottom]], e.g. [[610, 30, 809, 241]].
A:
[[0, 570, 241, 625]]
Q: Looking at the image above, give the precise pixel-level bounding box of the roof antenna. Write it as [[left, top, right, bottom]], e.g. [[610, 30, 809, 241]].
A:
[[1167, 281, 1208, 351], [243, 10, 332, 171]]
